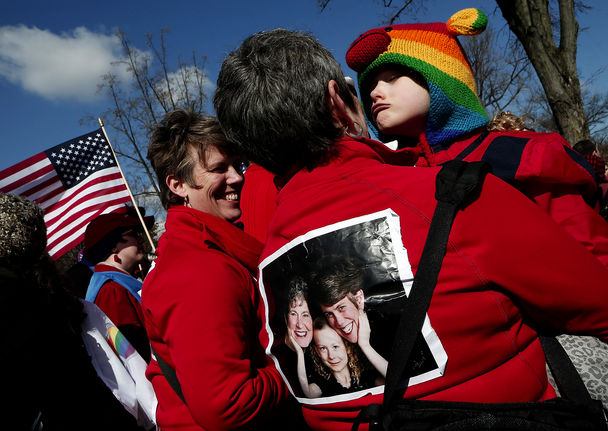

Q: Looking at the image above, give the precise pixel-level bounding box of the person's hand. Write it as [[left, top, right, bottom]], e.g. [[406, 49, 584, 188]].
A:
[[285, 329, 304, 356], [357, 308, 371, 349], [356, 308, 388, 377]]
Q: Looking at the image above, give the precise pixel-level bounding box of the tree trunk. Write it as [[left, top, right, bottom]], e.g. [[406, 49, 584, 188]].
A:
[[496, 0, 589, 145]]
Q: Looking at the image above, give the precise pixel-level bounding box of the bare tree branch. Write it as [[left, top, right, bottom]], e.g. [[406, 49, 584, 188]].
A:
[[387, 0, 415, 24], [92, 29, 210, 220]]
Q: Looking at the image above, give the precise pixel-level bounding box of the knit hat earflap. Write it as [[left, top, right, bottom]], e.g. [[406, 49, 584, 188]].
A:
[[346, 8, 489, 151]]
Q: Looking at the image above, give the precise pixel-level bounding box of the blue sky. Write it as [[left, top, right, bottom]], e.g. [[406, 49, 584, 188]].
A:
[[1, 0, 607, 171]]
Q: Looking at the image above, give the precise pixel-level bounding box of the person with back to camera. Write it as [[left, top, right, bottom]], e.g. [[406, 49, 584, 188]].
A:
[[0, 193, 149, 431], [345, 8, 608, 267], [84, 207, 153, 362], [235, 76, 368, 245], [143, 109, 301, 430], [213, 28, 608, 430]]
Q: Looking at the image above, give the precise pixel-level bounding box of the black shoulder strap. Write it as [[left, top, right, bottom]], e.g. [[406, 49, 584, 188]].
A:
[[151, 346, 186, 405], [451, 130, 489, 162], [382, 160, 491, 408], [381, 160, 596, 412], [539, 335, 593, 402]]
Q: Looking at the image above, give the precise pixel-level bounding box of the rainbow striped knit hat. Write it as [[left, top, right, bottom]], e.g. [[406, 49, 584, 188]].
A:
[[346, 8, 489, 150]]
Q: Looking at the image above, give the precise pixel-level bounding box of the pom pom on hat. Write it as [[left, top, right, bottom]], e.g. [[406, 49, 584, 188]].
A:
[[447, 8, 487, 36], [346, 8, 489, 150]]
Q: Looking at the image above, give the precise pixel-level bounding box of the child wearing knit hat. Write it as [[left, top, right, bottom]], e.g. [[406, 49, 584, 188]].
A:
[[346, 8, 608, 267]]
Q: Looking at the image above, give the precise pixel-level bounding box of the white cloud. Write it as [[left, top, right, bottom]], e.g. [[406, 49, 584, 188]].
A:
[[0, 25, 130, 102], [156, 65, 215, 106]]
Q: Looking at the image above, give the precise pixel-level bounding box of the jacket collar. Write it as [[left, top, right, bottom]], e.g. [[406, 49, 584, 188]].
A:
[[167, 207, 263, 275], [274, 136, 422, 192]]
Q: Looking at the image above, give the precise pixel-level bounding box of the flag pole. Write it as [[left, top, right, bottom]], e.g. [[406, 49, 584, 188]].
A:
[[98, 118, 156, 253]]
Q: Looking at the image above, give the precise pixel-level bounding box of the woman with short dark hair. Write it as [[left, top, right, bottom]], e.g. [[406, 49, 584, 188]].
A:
[[214, 30, 367, 178], [143, 109, 292, 430]]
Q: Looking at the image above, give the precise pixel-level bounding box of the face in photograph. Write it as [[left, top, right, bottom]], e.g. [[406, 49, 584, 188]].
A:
[[320, 290, 364, 344], [286, 296, 313, 348], [314, 324, 349, 375]]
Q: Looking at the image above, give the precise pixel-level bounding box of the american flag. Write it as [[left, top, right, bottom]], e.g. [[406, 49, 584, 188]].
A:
[[0, 128, 131, 259]]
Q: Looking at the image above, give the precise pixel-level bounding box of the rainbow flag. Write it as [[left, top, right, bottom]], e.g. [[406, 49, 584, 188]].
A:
[[108, 326, 136, 359]]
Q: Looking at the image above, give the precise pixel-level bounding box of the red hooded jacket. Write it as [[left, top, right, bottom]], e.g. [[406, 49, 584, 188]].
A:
[[259, 137, 608, 430], [413, 130, 608, 267]]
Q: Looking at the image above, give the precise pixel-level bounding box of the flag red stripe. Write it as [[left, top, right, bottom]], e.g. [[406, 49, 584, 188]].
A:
[[44, 171, 126, 221], [16, 175, 62, 201], [0, 163, 56, 196], [47, 202, 130, 257], [46, 196, 130, 252], [27, 182, 64, 208], [0, 151, 46, 180], [47, 185, 131, 235]]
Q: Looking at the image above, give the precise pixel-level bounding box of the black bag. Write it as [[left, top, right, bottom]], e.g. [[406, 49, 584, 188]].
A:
[[356, 397, 606, 431], [353, 160, 608, 431]]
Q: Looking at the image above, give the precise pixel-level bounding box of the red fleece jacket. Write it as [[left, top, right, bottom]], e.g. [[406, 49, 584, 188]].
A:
[[414, 130, 608, 267], [142, 208, 289, 430], [259, 137, 608, 431]]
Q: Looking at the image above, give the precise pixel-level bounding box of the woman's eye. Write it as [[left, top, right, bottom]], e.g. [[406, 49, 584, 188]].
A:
[[210, 166, 227, 173]]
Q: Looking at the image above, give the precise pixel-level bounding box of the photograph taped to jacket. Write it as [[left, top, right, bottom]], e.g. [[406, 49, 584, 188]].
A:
[[259, 209, 447, 404]]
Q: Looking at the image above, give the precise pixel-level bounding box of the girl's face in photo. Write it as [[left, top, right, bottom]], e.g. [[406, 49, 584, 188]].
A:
[[314, 325, 349, 374], [368, 68, 430, 138]]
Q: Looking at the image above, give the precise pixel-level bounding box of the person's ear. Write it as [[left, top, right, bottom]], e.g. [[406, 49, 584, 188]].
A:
[[354, 289, 365, 309], [327, 80, 350, 128], [166, 175, 188, 199]]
